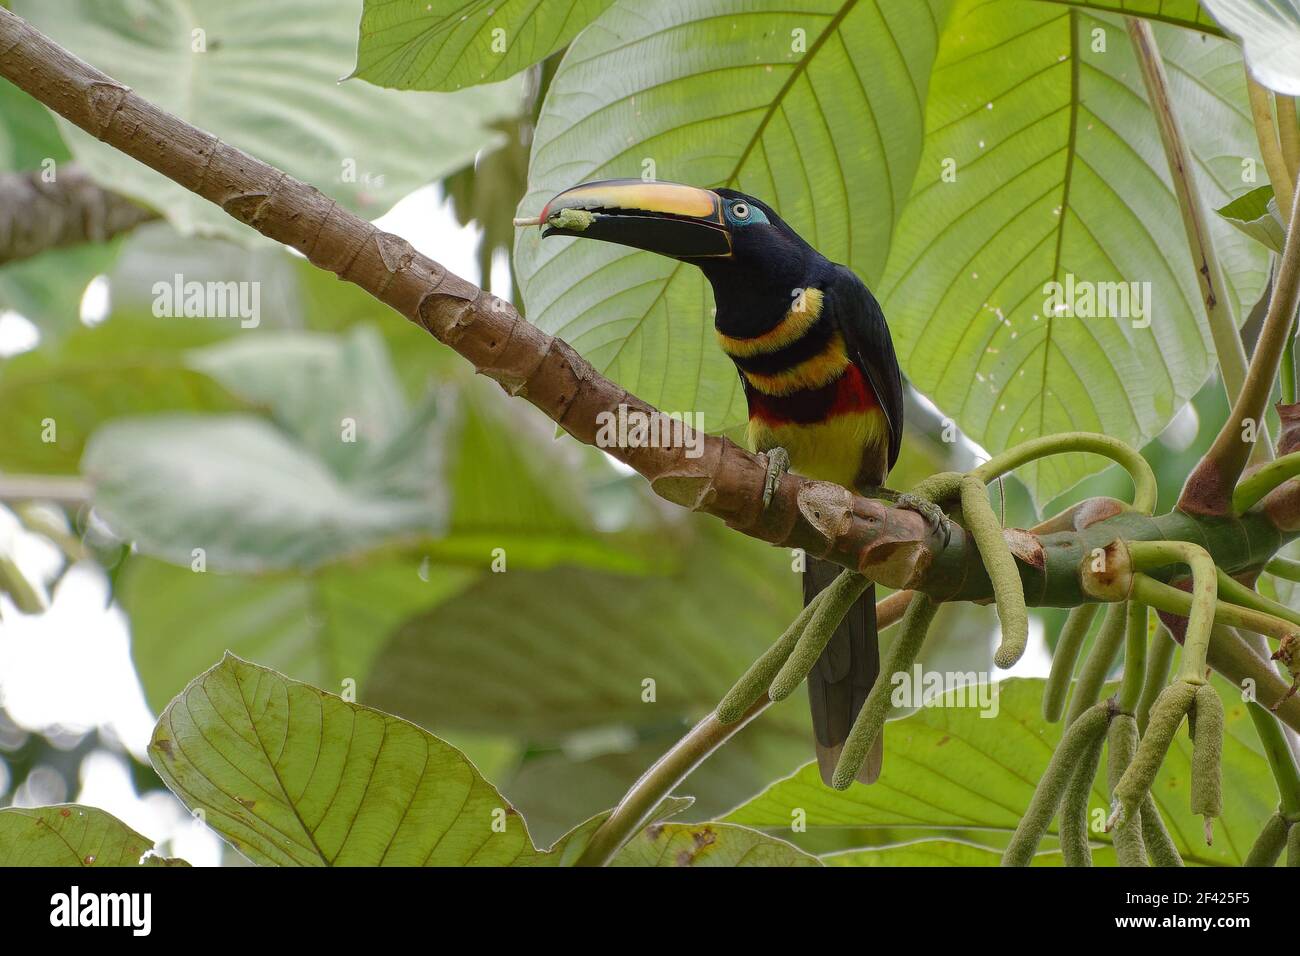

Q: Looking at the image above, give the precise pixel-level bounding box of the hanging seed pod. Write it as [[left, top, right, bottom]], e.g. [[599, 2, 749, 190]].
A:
[[715, 592, 824, 723], [959, 475, 1028, 668], [1140, 795, 1184, 867], [830, 595, 940, 790], [1042, 603, 1099, 722], [1061, 731, 1106, 866], [1288, 820, 1300, 867], [1244, 812, 1289, 867], [1107, 714, 1147, 866], [1002, 701, 1111, 866], [768, 571, 870, 702], [1112, 680, 1198, 827], [1190, 684, 1224, 845]]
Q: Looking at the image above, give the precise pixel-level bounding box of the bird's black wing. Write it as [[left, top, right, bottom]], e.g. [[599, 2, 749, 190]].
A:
[[823, 264, 904, 471]]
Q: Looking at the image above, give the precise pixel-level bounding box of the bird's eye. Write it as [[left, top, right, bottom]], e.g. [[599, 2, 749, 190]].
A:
[[730, 202, 750, 221]]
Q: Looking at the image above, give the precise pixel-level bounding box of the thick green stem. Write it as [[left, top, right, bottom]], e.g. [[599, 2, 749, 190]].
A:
[[1131, 574, 1293, 644], [1107, 714, 1147, 866], [830, 595, 939, 790], [1043, 603, 1100, 722], [1250, 76, 1296, 220], [1138, 625, 1176, 734], [1061, 732, 1106, 867], [1128, 541, 1218, 683], [1129, 19, 1251, 418], [1279, 95, 1300, 187], [1002, 701, 1112, 867], [1118, 602, 1149, 713], [1244, 812, 1290, 867], [1266, 556, 1300, 582], [971, 433, 1157, 514], [1112, 681, 1198, 827], [1216, 569, 1300, 632], [960, 475, 1028, 668], [1066, 602, 1128, 725], [1248, 700, 1300, 819], [573, 697, 770, 867], [1234, 450, 1300, 514], [1188, 159, 1300, 513], [1141, 795, 1183, 867]]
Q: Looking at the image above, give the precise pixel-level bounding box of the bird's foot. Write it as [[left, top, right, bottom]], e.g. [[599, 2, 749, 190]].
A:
[[895, 492, 952, 546], [762, 447, 790, 509]]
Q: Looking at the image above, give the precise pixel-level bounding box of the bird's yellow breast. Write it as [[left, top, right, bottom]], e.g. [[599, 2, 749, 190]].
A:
[[748, 408, 889, 490]]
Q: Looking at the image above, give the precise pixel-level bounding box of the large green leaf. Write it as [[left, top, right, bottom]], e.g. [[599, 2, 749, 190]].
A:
[[0, 316, 245, 474], [725, 678, 1275, 866], [367, 523, 803, 738], [120, 554, 472, 713], [1216, 184, 1287, 253], [0, 805, 187, 866], [500, 727, 808, 846], [353, 0, 613, 91], [612, 821, 819, 866], [80, 325, 451, 571], [430, 377, 667, 573], [12, 0, 522, 243], [1046, 0, 1223, 34], [189, 327, 411, 477], [366, 521, 810, 842], [151, 654, 563, 865], [879, 3, 1268, 503], [0, 77, 68, 170], [1200, 0, 1300, 93], [149, 653, 804, 865], [83, 412, 443, 571], [823, 837, 1117, 865], [515, 0, 951, 434]]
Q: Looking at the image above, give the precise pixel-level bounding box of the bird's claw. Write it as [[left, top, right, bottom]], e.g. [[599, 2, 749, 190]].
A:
[[762, 447, 790, 509], [895, 492, 951, 545]]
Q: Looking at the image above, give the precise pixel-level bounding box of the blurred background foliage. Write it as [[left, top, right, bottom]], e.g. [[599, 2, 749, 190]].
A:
[[0, 0, 1291, 863]]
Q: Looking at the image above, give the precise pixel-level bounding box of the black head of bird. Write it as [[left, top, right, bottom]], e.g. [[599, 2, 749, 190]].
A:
[[534, 179, 826, 338], [523, 178, 908, 788]]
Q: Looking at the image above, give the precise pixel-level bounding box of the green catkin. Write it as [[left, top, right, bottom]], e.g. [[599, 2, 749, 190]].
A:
[[1190, 684, 1224, 844], [1288, 819, 1300, 866], [1043, 603, 1100, 722], [1001, 702, 1111, 866], [1107, 714, 1148, 867], [769, 572, 870, 701], [1060, 730, 1106, 866], [1244, 812, 1289, 867], [1066, 602, 1129, 725], [1137, 626, 1177, 734], [1113, 681, 1198, 825], [1140, 795, 1184, 866], [716, 591, 825, 723], [959, 475, 1028, 668], [830, 595, 940, 789], [548, 207, 595, 231]]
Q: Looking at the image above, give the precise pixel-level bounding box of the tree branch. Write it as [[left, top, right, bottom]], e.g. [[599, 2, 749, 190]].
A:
[[0, 163, 156, 266]]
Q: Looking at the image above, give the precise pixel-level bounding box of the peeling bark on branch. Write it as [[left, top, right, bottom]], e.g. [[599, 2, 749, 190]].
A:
[[0, 163, 157, 265]]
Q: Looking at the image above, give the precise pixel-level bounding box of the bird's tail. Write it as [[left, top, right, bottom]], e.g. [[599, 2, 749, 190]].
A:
[[803, 556, 882, 785]]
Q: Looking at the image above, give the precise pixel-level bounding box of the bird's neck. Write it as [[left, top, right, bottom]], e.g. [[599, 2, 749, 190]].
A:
[[705, 269, 813, 339]]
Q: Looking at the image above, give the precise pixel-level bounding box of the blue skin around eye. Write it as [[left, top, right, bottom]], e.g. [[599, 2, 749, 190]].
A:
[[724, 202, 769, 227]]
